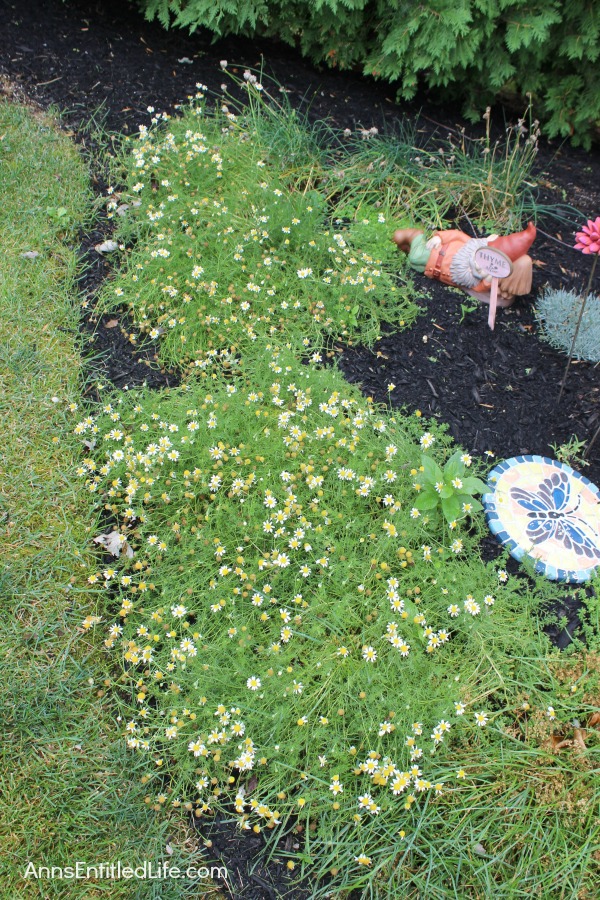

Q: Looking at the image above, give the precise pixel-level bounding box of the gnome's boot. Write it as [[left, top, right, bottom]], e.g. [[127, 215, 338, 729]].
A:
[[498, 254, 534, 301], [391, 228, 424, 254]]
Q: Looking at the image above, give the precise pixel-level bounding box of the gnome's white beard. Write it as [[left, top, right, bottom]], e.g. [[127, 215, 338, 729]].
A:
[[449, 237, 490, 288]]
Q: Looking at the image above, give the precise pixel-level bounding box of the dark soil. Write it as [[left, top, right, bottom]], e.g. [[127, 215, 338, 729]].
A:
[[199, 812, 311, 900], [2, 0, 599, 896]]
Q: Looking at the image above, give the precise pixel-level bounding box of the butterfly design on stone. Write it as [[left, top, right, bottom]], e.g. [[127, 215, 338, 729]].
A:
[[510, 470, 600, 561]]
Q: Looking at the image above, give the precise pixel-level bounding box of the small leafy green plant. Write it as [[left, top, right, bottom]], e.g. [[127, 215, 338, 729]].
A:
[[550, 435, 589, 469], [459, 298, 479, 322], [414, 450, 488, 526]]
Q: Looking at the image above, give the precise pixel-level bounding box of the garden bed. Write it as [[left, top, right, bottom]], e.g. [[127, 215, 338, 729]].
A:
[[2, 1, 599, 898], [2, 0, 599, 485]]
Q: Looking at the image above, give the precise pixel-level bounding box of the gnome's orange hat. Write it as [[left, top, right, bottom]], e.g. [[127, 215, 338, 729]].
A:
[[488, 222, 536, 261]]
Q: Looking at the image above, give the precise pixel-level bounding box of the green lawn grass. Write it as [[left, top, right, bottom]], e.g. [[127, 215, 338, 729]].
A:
[[0, 100, 219, 900]]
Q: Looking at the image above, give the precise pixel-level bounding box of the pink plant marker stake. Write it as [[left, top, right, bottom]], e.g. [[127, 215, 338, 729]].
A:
[[474, 246, 513, 332], [488, 276, 499, 330]]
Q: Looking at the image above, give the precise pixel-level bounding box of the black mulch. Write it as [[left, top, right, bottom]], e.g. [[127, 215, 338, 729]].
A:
[[2, 0, 599, 896], [199, 813, 311, 900]]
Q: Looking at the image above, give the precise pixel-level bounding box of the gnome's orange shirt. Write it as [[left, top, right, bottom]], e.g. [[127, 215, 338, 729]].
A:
[[424, 230, 488, 292]]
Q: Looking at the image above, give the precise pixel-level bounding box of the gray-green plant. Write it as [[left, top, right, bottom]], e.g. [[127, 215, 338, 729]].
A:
[[536, 286, 600, 363]]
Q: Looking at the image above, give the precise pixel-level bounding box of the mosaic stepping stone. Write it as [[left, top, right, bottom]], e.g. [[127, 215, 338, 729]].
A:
[[483, 455, 600, 582]]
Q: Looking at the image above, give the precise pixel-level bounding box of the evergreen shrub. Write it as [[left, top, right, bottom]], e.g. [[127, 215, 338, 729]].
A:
[[132, 0, 600, 147]]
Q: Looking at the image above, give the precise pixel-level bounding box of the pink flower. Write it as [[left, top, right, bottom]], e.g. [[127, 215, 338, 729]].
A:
[[574, 217, 600, 254]]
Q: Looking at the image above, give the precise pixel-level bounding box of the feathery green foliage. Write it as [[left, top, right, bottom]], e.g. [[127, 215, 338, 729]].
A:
[[97, 83, 420, 370], [78, 348, 600, 899]]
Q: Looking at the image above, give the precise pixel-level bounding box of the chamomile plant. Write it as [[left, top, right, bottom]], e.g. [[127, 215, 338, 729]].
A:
[[75, 344, 598, 897]]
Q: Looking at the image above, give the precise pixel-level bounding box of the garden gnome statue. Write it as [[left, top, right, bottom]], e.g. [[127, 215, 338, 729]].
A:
[[392, 222, 536, 306]]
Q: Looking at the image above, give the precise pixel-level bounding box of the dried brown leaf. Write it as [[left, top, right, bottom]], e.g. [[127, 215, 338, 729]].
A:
[[246, 774, 258, 793]]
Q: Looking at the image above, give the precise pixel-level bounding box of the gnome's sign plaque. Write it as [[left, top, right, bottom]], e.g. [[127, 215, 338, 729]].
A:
[[474, 246, 513, 330]]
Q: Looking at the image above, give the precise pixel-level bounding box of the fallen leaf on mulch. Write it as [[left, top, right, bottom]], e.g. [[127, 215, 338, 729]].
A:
[[246, 774, 258, 793], [93, 531, 134, 557], [95, 240, 118, 253], [588, 713, 600, 728], [552, 727, 588, 752]]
